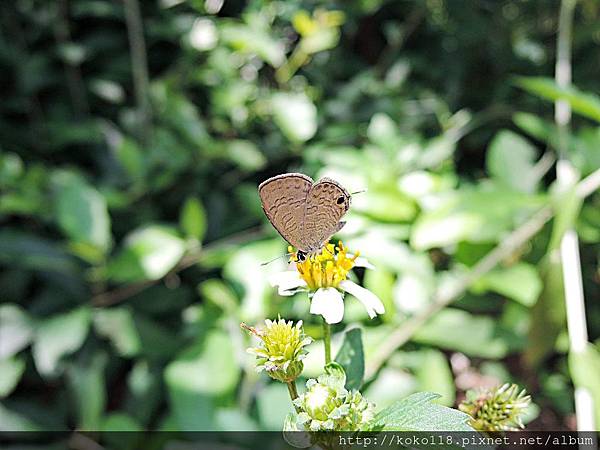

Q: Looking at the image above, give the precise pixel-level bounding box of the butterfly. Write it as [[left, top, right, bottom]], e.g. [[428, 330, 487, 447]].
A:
[[258, 173, 351, 261]]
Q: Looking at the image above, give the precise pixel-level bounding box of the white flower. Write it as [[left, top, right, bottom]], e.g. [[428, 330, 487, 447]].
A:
[[268, 243, 385, 324]]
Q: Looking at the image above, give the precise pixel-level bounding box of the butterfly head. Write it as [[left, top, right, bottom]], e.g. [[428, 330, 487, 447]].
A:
[[296, 250, 307, 262]]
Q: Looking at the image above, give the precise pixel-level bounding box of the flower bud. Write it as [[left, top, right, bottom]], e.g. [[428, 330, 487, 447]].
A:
[[242, 318, 311, 383], [293, 365, 375, 432], [459, 383, 531, 431]]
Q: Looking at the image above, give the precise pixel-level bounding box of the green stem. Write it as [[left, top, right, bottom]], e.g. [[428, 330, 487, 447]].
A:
[[286, 380, 300, 412], [322, 319, 331, 365]]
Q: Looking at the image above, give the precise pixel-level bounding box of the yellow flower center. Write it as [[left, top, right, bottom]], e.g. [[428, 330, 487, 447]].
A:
[[290, 241, 358, 291]]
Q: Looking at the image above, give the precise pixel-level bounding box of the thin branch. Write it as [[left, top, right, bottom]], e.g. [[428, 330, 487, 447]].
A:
[[365, 168, 600, 380], [91, 227, 264, 307], [123, 0, 151, 144]]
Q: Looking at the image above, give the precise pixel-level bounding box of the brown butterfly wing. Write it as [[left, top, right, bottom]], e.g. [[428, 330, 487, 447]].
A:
[[258, 173, 313, 251], [301, 177, 351, 252]]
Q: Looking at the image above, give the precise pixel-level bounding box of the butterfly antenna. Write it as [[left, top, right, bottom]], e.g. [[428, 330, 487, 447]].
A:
[[351, 188, 367, 195], [261, 253, 294, 266]]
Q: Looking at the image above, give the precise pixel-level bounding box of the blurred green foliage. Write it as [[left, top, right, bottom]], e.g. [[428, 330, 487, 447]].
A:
[[1, 0, 600, 436]]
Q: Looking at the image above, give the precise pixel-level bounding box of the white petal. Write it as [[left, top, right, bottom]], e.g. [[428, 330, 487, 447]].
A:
[[268, 271, 307, 296], [339, 280, 385, 319], [310, 288, 344, 324], [353, 256, 375, 270]]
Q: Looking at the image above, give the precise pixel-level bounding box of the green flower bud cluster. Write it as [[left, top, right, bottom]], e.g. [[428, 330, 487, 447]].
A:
[[242, 318, 312, 383], [293, 368, 375, 431], [459, 383, 531, 432]]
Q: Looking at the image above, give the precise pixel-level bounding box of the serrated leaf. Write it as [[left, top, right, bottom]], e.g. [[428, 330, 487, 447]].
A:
[[335, 328, 364, 391], [372, 392, 473, 431]]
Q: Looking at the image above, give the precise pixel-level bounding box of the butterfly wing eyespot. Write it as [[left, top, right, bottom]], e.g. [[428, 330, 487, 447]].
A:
[[336, 196, 345, 204]]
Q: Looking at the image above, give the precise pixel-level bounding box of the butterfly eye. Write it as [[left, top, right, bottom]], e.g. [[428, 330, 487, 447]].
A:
[[336, 196, 345, 205]]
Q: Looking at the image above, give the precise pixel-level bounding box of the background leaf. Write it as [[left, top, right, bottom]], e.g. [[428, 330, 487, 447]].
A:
[[335, 328, 364, 391], [372, 392, 473, 431], [52, 171, 111, 254], [33, 307, 91, 377], [487, 130, 540, 193], [106, 225, 185, 283]]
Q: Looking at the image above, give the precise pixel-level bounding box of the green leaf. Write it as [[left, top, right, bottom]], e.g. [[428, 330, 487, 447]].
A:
[[102, 412, 143, 431], [215, 408, 259, 431], [411, 186, 543, 250], [372, 392, 473, 431], [164, 330, 240, 430], [225, 140, 267, 171], [525, 257, 566, 368], [0, 404, 43, 431], [413, 308, 517, 358], [0, 230, 79, 274], [367, 113, 398, 148], [198, 279, 238, 314], [106, 225, 185, 283], [93, 307, 141, 357], [515, 76, 600, 123], [66, 352, 107, 430], [569, 344, 600, 429], [486, 130, 539, 193], [52, 170, 111, 253], [179, 196, 207, 241], [364, 368, 417, 411], [220, 22, 285, 67], [223, 239, 283, 321], [115, 137, 145, 181], [335, 328, 364, 391], [472, 262, 543, 307], [33, 307, 91, 376], [513, 112, 556, 143], [414, 350, 455, 407], [0, 356, 26, 397], [271, 93, 317, 142], [0, 304, 34, 358], [101, 413, 143, 450]]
